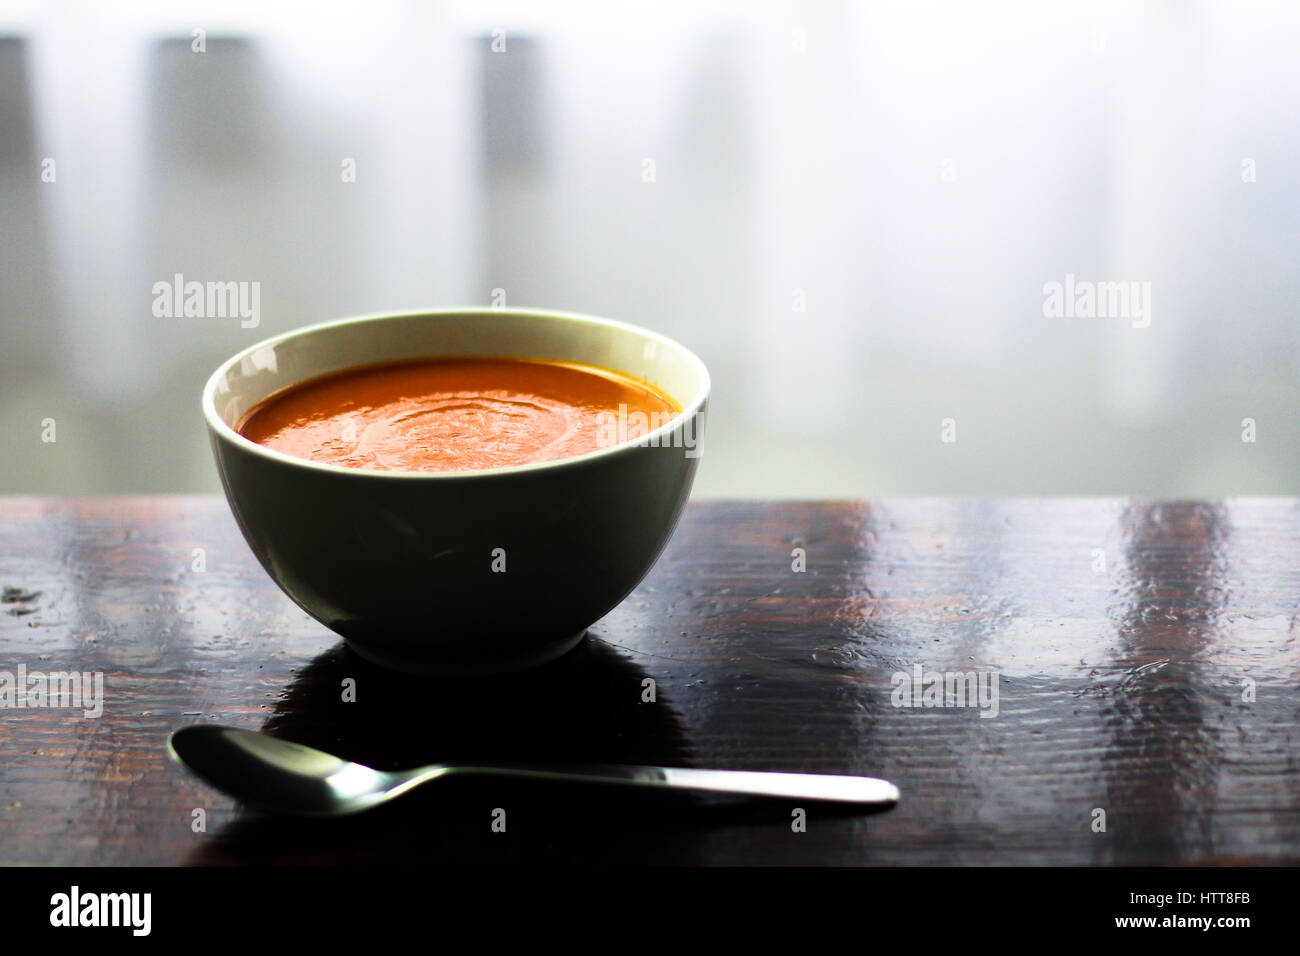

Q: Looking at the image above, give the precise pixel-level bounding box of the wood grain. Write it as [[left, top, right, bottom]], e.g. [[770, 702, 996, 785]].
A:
[[1, 496, 1297, 865]]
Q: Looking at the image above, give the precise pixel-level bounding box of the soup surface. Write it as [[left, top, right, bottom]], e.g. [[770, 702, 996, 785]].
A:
[[237, 356, 681, 473]]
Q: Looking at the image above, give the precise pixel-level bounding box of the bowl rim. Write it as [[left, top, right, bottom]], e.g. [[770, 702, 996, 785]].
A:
[[202, 306, 711, 480]]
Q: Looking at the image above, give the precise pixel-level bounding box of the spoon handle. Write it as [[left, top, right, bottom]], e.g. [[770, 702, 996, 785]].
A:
[[443, 764, 900, 805]]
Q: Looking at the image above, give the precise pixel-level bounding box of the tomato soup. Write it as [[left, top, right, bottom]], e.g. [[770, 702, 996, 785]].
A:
[[236, 356, 681, 473]]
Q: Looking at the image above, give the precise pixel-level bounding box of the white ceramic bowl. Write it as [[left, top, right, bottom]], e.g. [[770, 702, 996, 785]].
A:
[[203, 308, 709, 674]]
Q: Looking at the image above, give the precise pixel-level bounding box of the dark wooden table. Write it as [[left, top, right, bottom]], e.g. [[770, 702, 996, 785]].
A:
[[1, 496, 1297, 865]]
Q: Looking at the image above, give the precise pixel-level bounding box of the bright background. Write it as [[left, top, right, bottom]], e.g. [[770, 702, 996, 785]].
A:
[[2, 0, 1298, 496]]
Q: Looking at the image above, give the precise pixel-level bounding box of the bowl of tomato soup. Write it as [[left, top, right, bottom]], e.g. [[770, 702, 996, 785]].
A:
[[203, 309, 708, 674]]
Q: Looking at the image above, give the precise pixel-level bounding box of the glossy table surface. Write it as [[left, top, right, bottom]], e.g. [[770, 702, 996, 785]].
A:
[[1, 496, 1297, 865]]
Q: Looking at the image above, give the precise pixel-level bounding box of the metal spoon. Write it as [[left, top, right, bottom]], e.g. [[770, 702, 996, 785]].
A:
[[167, 724, 900, 816]]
